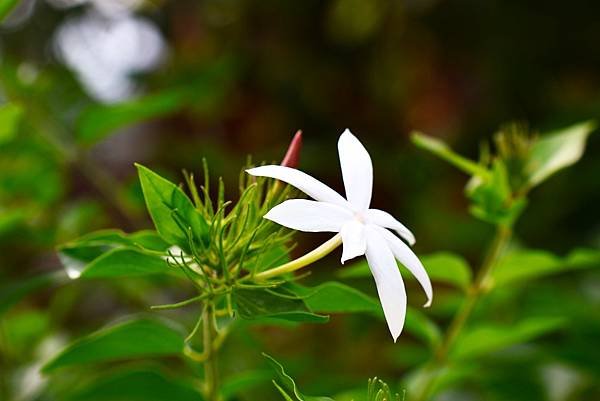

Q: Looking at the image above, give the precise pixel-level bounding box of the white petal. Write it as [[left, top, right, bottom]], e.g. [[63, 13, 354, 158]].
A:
[[364, 226, 407, 342], [365, 208, 416, 246], [375, 226, 432, 307], [340, 220, 366, 264], [338, 129, 373, 211], [264, 199, 352, 232], [246, 165, 349, 208]]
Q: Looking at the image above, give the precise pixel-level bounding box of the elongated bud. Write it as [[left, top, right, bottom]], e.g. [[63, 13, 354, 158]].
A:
[[280, 130, 303, 168]]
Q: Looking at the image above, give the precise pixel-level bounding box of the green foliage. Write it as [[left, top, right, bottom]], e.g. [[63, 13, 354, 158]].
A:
[[63, 369, 203, 401], [291, 281, 381, 313], [43, 317, 185, 372], [525, 121, 596, 187], [450, 317, 565, 361], [136, 164, 209, 251], [339, 252, 471, 291], [367, 378, 403, 401], [264, 353, 335, 401], [57, 229, 171, 279], [492, 247, 600, 287], [0, 103, 22, 144], [412, 121, 594, 227], [0, 272, 63, 316], [0, 0, 19, 21], [466, 159, 527, 226], [77, 90, 188, 146], [233, 288, 329, 323]]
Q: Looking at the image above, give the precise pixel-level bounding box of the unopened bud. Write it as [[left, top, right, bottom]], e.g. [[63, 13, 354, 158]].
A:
[[280, 130, 303, 168]]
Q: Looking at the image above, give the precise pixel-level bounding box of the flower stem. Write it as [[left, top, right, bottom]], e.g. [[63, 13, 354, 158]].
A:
[[252, 234, 342, 281], [202, 305, 220, 401], [412, 225, 512, 401]]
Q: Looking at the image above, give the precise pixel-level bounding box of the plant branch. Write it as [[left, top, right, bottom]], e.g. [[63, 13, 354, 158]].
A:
[[412, 225, 512, 401], [251, 234, 342, 281]]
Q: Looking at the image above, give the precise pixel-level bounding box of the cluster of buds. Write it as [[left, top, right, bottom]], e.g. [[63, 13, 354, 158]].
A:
[[156, 131, 304, 310]]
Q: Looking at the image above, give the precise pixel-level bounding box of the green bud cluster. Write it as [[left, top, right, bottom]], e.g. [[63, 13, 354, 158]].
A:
[[154, 159, 298, 300]]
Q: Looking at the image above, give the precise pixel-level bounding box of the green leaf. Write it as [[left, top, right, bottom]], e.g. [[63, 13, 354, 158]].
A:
[[450, 317, 565, 360], [291, 282, 440, 347], [76, 90, 187, 146], [233, 288, 329, 324], [221, 370, 273, 400], [338, 252, 472, 291], [0, 272, 64, 316], [263, 353, 335, 401], [136, 164, 209, 250], [492, 248, 600, 287], [411, 131, 490, 178], [76, 248, 171, 279], [63, 369, 202, 401], [466, 159, 526, 226], [526, 121, 595, 187], [417, 252, 471, 291], [43, 318, 184, 372], [0, 103, 23, 144], [0, 0, 19, 21], [404, 306, 442, 348], [291, 281, 380, 314]]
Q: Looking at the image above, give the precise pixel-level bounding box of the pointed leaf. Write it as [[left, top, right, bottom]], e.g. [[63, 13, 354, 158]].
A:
[[291, 281, 380, 314], [492, 248, 600, 287], [76, 90, 187, 146], [136, 164, 209, 250], [233, 288, 328, 324], [450, 317, 565, 361], [526, 121, 595, 187], [43, 318, 184, 372]]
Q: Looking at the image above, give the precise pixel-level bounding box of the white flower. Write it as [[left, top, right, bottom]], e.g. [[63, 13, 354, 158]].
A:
[[247, 129, 432, 341]]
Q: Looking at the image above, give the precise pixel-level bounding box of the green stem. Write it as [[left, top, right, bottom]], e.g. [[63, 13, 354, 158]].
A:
[[203, 305, 219, 401], [252, 234, 342, 281], [413, 225, 512, 401]]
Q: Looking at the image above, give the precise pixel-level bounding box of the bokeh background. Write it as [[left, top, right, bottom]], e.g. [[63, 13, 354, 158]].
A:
[[1, 1, 599, 400]]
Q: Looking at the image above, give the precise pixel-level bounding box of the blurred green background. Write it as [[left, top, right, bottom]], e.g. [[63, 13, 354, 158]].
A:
[[1, 1, 599, 400]]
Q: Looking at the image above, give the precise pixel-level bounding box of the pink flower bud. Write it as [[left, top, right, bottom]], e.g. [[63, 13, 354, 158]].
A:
[[280, 130, 303, 168]]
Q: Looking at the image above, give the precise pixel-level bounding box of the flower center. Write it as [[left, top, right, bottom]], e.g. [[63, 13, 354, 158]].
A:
[[354, 212, 366, 223]]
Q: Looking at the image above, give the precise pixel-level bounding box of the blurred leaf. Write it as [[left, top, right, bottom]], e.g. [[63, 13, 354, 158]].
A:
[[419, 253, 471, 291], [263, 353, 334, 401], [63, 369, 202, 401], [0, 272, 64, 316], [451, 317, 565, 360], [492, 248, 600, 287], [2, 309, 50, 354], [43, 317, 184, 372], [526, 121, 595, 187], [291, 281, 380, 314], [338, 252, 472, 290], [411, 132, 490, 178], [233, 288, 328, 324], [0, 0, 19, 21], [136, 164, 209, 251], [467, 159, 527, 226], [76, 90, 187, 146], [0, 102, 22, 143], [221, 370, 273, 400], [404, 307, 442, 348]]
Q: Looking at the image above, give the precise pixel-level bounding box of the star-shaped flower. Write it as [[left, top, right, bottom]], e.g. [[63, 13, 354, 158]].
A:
[[247, 129, 432, 341]]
